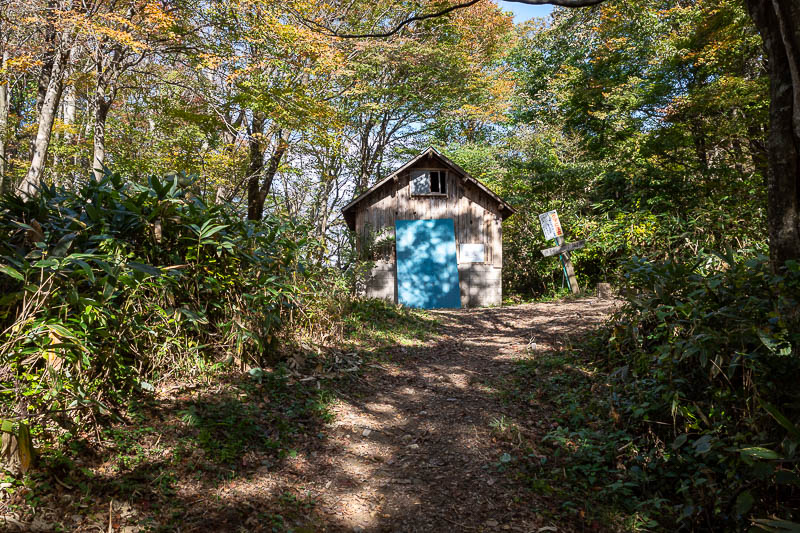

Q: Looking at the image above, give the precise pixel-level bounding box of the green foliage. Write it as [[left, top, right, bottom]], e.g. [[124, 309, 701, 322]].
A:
[[0, 172, 320, 433], [481, 0, 769, 300], [341, 297, 435, 350], [173, 367, 332, 465], [513, 256, 800, 528]]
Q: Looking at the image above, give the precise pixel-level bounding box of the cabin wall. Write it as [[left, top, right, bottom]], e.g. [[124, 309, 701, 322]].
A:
[[355, 158, 504, 307]]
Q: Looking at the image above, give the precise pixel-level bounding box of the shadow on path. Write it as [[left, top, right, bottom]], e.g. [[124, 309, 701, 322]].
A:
[[4, 298, 617, 533], [296, 297, 619, 532]]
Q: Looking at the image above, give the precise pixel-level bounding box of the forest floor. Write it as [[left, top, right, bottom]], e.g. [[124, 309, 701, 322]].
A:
[[1, 297, 619, 533]]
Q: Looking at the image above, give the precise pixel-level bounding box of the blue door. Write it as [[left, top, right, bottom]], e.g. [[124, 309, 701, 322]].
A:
[[395, 219, 461, 309]]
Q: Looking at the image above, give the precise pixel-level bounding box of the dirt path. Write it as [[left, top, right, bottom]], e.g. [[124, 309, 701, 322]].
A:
[[1, 298, 618, 533], [292, 297, 618, 532]]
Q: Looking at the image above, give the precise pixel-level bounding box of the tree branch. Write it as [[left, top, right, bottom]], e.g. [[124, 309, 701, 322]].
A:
[[300, 0, 481, 39], [301, 0, 607, 39], [504, 0, 606, 6]]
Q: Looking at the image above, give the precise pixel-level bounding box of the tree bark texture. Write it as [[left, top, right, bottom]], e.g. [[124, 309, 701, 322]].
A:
[[18, 44, 70, 198], [91, 38, 132, 182], [92, 88, 112, 181], [745, 0, 800, 266], [0, 51, 9, 193], [246, 114, 266, 220], [247, 117, 288, 221], [34, 1, 58, 118]]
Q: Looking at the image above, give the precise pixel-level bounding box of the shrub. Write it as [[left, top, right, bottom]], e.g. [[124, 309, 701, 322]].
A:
[[577, 255, 800, 527], [0, 173, 321, 433]]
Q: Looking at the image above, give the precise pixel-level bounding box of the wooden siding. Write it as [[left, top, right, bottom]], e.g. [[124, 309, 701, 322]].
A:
[[356, 157, 505, 307]]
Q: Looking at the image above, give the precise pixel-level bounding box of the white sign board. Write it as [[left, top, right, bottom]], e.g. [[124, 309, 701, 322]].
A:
[[460, 243, 485, 263], [538, 210, 564, 241]]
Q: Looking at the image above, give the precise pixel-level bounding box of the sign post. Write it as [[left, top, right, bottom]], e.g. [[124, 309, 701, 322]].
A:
[[538, 210, 584, 295]]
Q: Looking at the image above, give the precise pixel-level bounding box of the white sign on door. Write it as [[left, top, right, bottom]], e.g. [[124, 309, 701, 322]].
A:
[[538, 210, 564, 241], [460, 243, 485, 262]]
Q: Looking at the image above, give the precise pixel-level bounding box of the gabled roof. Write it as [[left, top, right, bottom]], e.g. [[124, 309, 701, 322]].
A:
[[342, 147, 515, 230]]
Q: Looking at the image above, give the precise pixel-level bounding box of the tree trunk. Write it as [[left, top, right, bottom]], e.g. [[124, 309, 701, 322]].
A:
[[247, 126, 287, 221], [214, 185, 226, 205], [745, 0, 800, 267], [34, 2, 57, 118], [357, 118, 375, 192], [62, 51, 77, 176], [0, 51, 9, 194], [18, 46, 69, 198], [246, 114, 266, 220], [692, 122, 709, 174], [747, 124, 768, 184], [92, 88, 112, 181]]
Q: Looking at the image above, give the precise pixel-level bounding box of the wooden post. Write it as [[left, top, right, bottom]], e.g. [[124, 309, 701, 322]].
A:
[[556, 236, 580, 294], [539, 210, 583, 296]]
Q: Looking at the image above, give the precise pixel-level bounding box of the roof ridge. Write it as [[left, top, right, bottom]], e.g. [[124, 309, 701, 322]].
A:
[[341, 146, 515, 229]]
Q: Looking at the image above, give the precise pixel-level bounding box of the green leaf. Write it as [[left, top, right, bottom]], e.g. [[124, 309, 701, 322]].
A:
[[91, 258, 115, 277], [47, 323, 76, 338], [0, 264, 24, 281], [51, 233, 77, 257], [11, 221, 35, 231], [180, 307, 209, 324], [751, 518, 800, 532], [671, 433, 688, 450], [33, 258, 58, 269], [70, 259, 96, 283], [775, 470, 800, 486], [17, 422, 34, 473], [127, 262, 161, 277], [757, 330, 792, 355], [735, 490, 754, 516], [739, 447, 781, 460], [761, 402, 800, 441], [692, 434, 713, 454], [200, 222, 228, 240]]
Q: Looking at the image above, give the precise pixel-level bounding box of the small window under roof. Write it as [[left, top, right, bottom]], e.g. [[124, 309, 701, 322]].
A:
[[411, 170, 447, 196]]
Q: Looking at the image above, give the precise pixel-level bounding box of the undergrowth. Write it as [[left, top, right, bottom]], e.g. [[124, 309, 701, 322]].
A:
[[0, 172, 403, 466], [2, 366, 336, 530], [505, 254, 800, 531], [340, 298, 435, 352], [1, 288, 434, 529]]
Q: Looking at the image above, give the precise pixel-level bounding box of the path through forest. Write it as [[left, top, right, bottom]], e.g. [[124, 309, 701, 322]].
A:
[[1, 298, 618, 532], [287, 297, 618, 532]]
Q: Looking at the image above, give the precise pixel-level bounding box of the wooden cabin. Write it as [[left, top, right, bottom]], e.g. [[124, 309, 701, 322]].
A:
[[342, 147, 515, 308]]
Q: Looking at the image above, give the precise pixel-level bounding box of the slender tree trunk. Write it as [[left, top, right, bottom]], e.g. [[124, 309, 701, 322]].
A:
[[260, 132, 287, 202], [62, 50, 77, 178], [34, 2, 57, 118], [745, 0, 800, 267], [92, 89, 112, 181], [692, 123, 709, 174], [18, 46, 69, 198], [214, 185, 226, 205], [63, 86, 76, 130], [0, 51, 9, 194], [357, 118, 375, 192], [78, 99, 93, 172], [246, 114, 266, 220], [247, 126, 287, 221]]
